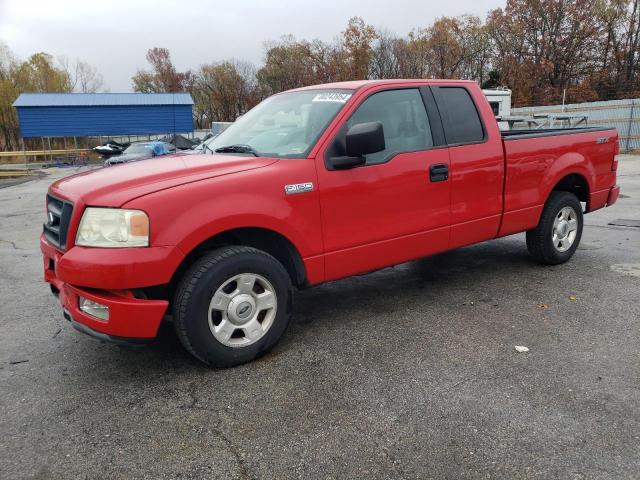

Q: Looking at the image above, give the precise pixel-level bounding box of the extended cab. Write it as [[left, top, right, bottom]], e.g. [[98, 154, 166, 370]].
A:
[[41, 80, 620, 367]]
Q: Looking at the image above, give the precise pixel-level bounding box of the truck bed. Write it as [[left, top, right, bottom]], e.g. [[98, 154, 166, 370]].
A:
[[498, 126, 618, 237]]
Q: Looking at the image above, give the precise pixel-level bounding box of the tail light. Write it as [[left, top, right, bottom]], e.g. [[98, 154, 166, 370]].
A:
[[612, 140, 619, 171]]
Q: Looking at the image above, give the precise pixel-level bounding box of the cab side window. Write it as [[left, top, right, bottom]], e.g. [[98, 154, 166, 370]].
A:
[[347, 89, 433, 165]]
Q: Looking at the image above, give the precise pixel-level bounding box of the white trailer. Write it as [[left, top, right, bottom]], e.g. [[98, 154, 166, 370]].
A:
[[483, 88, 512, 130]]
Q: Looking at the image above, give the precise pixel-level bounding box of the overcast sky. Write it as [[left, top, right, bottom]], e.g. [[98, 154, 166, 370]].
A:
[[0, 0, 505, 92]]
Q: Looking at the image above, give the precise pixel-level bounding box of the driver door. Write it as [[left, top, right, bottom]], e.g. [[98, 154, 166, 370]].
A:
[[315, 87, 451, 281]]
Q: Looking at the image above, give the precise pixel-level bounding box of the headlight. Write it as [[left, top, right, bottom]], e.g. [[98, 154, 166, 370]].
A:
[[76, 207, 149, 248]]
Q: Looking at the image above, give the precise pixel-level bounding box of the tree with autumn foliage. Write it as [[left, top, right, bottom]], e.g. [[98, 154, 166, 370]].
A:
[[255, 17, 377, 94], [487, 0, 640, 105], [132, 48, 193, 93], [487, 0, 604, 105], [591, 0, 640, 99], [0, 45, 102, 150], [132, 5, 640, 125], [342, 17, 378, 79], [256, 36, 320, 94], [4, 3, 640, 151], [192, 60, 260, 126], [368, 15, 492, 84]]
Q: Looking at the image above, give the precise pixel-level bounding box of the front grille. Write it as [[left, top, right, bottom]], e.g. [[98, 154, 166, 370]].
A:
[[43, 194, 73, 250]]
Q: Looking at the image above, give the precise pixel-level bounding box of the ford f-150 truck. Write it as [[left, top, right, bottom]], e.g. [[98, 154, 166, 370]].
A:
[[41, 80, 620, 367]]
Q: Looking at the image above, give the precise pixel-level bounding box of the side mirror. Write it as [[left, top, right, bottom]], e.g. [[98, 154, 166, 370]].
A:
[[327, 121, 385, 170], [346, 121, 385, 157]]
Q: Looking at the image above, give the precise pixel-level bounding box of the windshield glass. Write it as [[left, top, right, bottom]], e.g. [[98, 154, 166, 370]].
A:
[[206, 89, 353, 158]]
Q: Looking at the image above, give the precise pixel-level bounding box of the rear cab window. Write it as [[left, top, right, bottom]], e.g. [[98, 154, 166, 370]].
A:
[[432, 86, 486, 145]]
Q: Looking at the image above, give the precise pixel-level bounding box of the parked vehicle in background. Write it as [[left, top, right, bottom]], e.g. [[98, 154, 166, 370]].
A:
[[41, 79, 620, 368], [211, 122, 233, 137], [104, 141, 175, 165], [93, 140, 130, 158], [191, 122, 233, 153], [160, 134, 199, 150]]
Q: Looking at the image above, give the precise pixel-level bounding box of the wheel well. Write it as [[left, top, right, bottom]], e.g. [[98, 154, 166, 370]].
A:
[[171, 228, 307, 293], [551, 173, 589, 209]]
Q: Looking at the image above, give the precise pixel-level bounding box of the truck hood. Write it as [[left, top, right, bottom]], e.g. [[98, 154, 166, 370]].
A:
[[50, 153, 278, 207]]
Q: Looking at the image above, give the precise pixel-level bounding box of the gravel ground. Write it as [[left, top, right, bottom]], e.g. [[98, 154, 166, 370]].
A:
[[1, 157, 639, 479]]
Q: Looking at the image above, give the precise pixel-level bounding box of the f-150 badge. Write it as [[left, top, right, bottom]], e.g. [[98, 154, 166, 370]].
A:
[[284, 183, 314, 195]]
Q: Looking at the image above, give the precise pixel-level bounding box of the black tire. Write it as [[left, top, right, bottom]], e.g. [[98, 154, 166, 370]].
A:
[[173, 246, 292, 367], [526, 191, 583, 265]]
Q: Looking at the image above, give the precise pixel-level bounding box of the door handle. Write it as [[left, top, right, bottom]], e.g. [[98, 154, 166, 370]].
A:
[[429, 163, 449, 182]]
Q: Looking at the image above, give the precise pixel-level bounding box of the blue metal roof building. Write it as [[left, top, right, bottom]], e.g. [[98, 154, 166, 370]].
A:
[[13, 93, 194, 138]]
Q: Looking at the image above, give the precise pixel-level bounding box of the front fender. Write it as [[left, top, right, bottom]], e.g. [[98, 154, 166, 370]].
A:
[[174, 205, 316, 260], [123, 160, 323, 261]]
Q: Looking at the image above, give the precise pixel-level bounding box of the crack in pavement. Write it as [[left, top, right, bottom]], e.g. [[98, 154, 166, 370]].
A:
[[177, 382, 253, 479], [0, 239, 19, 250], [211, 426, 252, 480]]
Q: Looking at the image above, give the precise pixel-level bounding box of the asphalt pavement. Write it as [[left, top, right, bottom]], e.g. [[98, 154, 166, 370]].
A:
[[1, 157, 639, 479]]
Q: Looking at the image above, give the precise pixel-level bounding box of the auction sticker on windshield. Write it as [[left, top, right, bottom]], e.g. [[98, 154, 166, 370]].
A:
[[312, 92, 352, 103]]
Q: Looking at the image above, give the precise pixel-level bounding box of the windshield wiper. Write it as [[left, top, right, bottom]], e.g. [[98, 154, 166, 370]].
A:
[[214, 144, 260, 157]]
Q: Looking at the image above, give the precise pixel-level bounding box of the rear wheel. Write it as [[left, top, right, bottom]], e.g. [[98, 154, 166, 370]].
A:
[[173, 246, 292, 367], [526, 191, 583, 265]]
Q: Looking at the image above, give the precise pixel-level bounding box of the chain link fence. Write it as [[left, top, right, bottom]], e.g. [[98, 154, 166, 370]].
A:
[[512, 98, 640, 152]]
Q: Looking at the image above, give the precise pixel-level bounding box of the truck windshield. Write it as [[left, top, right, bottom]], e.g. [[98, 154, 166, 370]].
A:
[[206, 89, 353, 158]]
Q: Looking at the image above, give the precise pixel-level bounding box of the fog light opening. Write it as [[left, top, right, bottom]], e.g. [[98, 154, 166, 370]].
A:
[[79, 297, 110, 321]]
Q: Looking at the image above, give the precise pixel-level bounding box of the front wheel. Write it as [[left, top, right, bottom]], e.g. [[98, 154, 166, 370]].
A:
[[526, 191, 583, 265], [173, 246, 292, 367]]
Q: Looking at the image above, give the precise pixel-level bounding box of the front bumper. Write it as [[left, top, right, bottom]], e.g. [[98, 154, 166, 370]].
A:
[[41, 235, 169, 339], [63, 309, 153, 345]]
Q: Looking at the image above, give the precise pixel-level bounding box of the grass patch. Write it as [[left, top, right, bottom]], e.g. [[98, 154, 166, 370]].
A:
[[0, 170, 35, 178]]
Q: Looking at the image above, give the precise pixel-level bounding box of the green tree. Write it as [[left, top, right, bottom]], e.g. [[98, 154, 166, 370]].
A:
[[0, 46, 82, 151], [15, 52, 72, 93]]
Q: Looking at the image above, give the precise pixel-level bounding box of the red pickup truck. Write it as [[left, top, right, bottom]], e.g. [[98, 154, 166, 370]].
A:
[[41, 80, 620, 367]]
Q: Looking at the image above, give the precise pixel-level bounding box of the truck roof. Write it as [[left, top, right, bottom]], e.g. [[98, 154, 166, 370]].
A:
[[288, 79, 477, 92]]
